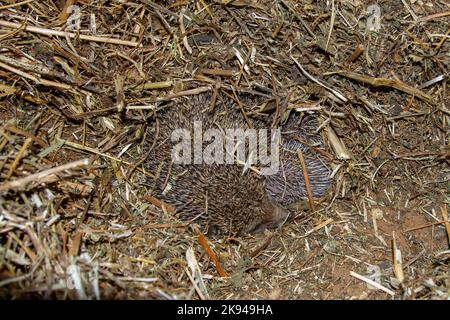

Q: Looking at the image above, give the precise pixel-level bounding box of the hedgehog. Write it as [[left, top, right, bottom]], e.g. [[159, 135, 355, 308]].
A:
[[143, 91, 332, 236]]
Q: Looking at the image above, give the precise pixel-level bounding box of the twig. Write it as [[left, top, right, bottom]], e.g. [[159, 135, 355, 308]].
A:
[[0, 61, 72, 90], [6, 137, 33, 178], [297, 149, 316, 212], [392, 232, 404, 283], [0, 0, 35, 10], [401, 0, 418, 21], [325, 0, 336, 51], [0, 158, 89, 192], [280, 0, 315, 38], [179, 9, 192, 55], [0, 257, 44, 288], [139, 0, 178, 18], [2, 125, 48, 148], [185, 247, 209, 300], [0, 20, 140, 47], [156, 86, 211, 102], [350, 271, 395, 296], [143, 195, 175, 213], [418, 11, 450, 22], [198, 232, 229, 277], [60, 139, 155, 178], [337, 71, 434, 104], [305, 218, 333, 236], [292, 56, 348, 103], [403, 220, 447, 232], [198, 68, 236, 77], [441, 206, 450, 246]]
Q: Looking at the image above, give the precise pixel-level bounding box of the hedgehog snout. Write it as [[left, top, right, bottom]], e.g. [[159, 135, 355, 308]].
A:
[[242, 196, 290, 235]]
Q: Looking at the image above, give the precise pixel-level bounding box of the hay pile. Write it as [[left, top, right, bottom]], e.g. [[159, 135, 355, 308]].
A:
[[0, 0, 448, 299]]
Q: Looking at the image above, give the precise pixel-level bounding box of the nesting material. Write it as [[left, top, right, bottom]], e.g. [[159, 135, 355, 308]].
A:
[[0, 0, 448, 300]]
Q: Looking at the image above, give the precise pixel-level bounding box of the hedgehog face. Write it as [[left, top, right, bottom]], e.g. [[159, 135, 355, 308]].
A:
[[196, 174, 291, 237], [239, 195, 290, 235]]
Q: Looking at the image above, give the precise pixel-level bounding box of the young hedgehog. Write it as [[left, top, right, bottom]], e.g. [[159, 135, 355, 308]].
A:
[[144, 92, 332, 236]]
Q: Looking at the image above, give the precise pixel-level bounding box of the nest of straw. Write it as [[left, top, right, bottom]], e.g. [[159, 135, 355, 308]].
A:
[[0, 0, 449, 299]]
